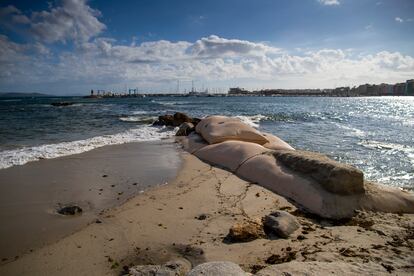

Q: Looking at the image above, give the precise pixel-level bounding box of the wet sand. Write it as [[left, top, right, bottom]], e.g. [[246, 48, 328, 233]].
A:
[[0, 141, 182, 261], [0, 150, 413, 275]]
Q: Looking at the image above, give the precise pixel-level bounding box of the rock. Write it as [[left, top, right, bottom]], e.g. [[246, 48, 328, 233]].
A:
[[153, 112, 194, 127], [263, 211, 300, 238], [128, 258, 191, 276], [273, 150, 364, 195], [57, 205, 82, 215], [176, 122, 194, 136], [191, 117, 201, 127], [173, 112, 192, 126], [227, 219, 265, 242], [187, 261, 250, 276], [255, 261, 388, 276], [153, 114, 175, 126], [51, 102, 73, 107]]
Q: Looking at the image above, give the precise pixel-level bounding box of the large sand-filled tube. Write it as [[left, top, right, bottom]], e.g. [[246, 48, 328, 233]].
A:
[[195, 115, 268, 145], [273, 150, 364, 195], [262, 132, 295, 151], [194, 140, 270, 172], [360, 182, 414, 214], [178, 132, 208, 154], [237, 153, 362, 218], [181, 115, 414, 218], [240, 153, 414, 218]]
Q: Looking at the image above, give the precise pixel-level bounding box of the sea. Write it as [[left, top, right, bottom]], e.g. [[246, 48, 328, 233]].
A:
[[0, 95, 413, 190]]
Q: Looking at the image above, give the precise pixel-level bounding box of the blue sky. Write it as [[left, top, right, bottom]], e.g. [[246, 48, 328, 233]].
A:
[[0, 0, 413, 94]]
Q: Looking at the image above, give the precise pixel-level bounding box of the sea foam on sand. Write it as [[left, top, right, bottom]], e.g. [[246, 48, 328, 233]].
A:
[[0, 125, 176, 169]]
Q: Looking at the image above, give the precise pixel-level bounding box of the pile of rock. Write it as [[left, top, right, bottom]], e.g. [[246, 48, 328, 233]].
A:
[[227, 211, 300, 243], [153, 112, 199, 127], [152, 112, 201, 136], [178, 115, 414, 219]]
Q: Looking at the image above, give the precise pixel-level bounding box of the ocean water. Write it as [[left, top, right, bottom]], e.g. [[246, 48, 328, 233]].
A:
[[0, 95, 413, 190]]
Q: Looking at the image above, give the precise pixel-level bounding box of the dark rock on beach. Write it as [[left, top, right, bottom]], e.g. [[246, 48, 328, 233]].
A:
[[153, 114, 174, 126], [153, 112, 200, 128], [263, 211, 300, 238], [176, 122, 195, 136], [51, 102, 74, 107], [173, 112, 192, 125], [57, 205, 83, 216]]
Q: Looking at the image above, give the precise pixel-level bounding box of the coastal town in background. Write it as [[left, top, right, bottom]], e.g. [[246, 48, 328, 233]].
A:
[[87, 78, 414, 98]]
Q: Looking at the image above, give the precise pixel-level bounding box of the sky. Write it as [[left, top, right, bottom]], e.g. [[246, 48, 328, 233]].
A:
[[0, 0, 413, 95]]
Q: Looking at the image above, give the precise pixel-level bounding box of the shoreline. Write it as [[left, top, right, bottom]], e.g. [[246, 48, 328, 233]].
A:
[[0, 140, 182, 262], [1, 144, 413, 275], [0, 112, 413, 275]]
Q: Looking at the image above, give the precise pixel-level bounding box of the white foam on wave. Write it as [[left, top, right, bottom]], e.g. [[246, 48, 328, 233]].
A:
[[151, 100, 192, 107], [0, 126, 176, 169], [234, 114, 268, 128], [358, 140, 414, 166], [132, 110, 148, 115], [334, 123, 366, 137], [1, 99, 22, 102], [119, 116, 156, 123]]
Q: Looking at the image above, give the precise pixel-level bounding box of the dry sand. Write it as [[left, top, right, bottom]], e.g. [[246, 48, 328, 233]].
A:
[[0, 147, 413, 275]]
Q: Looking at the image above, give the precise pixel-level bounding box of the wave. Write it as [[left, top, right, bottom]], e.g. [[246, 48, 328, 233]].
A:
[[0, 99, 22, 102], [358, 140, 414, 165], [119, 116, 156, 123], [132, 110, 148, 115], [151, 100, 192, 107], [232, 112, 318, 127], [333, 123, 366, 137], [234, 114, 268, 128], [0, 126, 176, 169], [266, 112, 317, 123]]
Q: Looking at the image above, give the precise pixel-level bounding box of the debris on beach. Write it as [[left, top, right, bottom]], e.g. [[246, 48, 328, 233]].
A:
[[57, 205, 83, 216], [227, 219, 266, 242]]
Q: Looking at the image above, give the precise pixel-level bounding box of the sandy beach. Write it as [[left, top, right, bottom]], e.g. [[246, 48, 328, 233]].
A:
[[0, 141, 181, 262], [0, 141, 413, 275]]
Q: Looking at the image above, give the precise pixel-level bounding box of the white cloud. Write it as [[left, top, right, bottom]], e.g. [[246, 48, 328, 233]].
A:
[[318, 0, 340, 6], [188, 35, 281, 58], [365, 24, 373, 30], [0, 0, 106, 43], [0, 5, 20, 17], [1, 34, 413, 93], [395, 17, 404, 23]]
